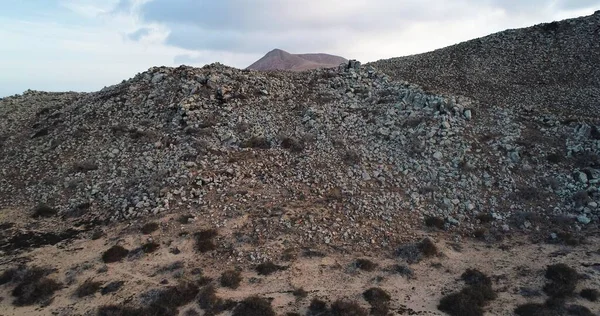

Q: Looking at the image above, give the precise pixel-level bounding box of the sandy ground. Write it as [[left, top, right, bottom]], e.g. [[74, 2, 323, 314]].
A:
[[1, 209, 599, 316]]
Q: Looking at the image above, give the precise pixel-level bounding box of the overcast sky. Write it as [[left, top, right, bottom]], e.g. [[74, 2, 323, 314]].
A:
[[1, 0, 599, 97]]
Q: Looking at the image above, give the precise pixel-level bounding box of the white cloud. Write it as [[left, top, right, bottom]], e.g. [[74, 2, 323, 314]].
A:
[[1, 0, 599, 97]]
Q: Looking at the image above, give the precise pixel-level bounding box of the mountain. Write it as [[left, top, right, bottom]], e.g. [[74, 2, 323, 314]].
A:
[[371, 11, 600, 119], [1, 13, 600, 316], [247, 48, 347, 71]]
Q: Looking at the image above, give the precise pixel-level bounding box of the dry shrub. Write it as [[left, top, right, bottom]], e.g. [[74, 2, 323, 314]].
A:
[[292, 287, 308, 299], [198, 284, 237, 314], [543, 263, 578, 297], [32, 204, 58, 218], [330, 299, 367, 316], [232, 296, 275, 316], [425, 216, 445, 229], [438, 269, 496, 316], [281, 137, 304, 152], [141, 222, 159, 234], [354, 259, 377, 272], [102, 246, 129, 263], [256, 262, 287, 276], [142, 242, 160, 254], [220, 270, 242, 289], [75, 279, 102, 298], [580, 288, 599, 301], [195, 229, 218, 253]]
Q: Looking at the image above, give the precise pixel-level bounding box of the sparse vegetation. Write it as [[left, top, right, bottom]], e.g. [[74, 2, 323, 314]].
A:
[[142, 242, 160, 253], [32, 204, 58, 218], [292, 287, 308, 299], [232, 296, 275, 316], [75, 279, 102, 298], [308, 298, 329, 315], [418, 238, 438, 257], [397, 238, 438, 263], [391, 264, 414, 278], [178, 214, 194, 224], [461, 269, 491, 287], [425, 216, 445, 229], [363, 287, 391, 315], [195, 229, 218, 252], [101, 281, 124, 295], [220, 270, 242, 289], [2, 266, 63, 306], [141, 222, 159, 234], [102, 245, 129, 263], [256, 261, 287, 275], [438, 269, 496, 316], [198, 284, 237, 314], [515, 300, 594, 316], [543, 263, 578, 297], [330, 299, 368, 316], [241, 136, 271, 149], [281, 136, 304, 152], [580, 288, 599, 301], [354, 258, 377, 272]]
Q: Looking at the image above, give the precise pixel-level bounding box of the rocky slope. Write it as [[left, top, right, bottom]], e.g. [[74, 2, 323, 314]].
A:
[[247, 49, 347, 71], [0, 13, 599, 316], [371, 11, 600, 119]]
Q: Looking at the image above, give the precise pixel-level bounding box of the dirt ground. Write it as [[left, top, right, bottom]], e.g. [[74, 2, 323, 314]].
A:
[[0, 207, 599, 316]]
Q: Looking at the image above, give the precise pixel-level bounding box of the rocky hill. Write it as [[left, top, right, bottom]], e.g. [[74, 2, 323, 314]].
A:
[[0, 13, 599, 316], [247, 48, 347, 71], [371, 11, 600, 119]]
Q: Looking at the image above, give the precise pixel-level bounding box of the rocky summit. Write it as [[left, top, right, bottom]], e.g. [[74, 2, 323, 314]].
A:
[[0, 11, 599, 316]]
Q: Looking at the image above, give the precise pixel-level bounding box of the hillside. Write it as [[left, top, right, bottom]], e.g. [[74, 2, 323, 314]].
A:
[[0, 13, 599, 316], [247, 48, 347, 71], [371, 11, 600, 119]]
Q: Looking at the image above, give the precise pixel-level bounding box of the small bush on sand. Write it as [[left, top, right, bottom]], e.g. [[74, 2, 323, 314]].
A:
[[101, 281, 124, 295], [397, 238, 438, 263], [32, 204, 58, 218], [330, 299, 368, 316], [354, 259, 377, 272], [580, 288, 599, 301], [308, 298, 329, 315], [198, 285, 237, 314], [232, 296, 275, 316], [363, 287, 391, 316], [75, 279, 102, 298], [461, 269, 492, 287], [195, 229, 218, 253], [543, 263, 578, 297], [102, 246, 129, 263], [425, 216, 445, 229], [418, 238, 438, 257], [438, 269, 496, 316], [220, 270, 242, 289], [292, 287, 308, 298], [363, 287, 390, 305], [141, 222, 159, 234], [256, 262, 287, 276], [142, 242, 160, 254]]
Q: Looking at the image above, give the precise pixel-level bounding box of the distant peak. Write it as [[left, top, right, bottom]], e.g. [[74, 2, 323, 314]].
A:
[[265, 48, 290, 56]]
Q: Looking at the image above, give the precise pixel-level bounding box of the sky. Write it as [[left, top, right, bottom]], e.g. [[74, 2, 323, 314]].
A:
[[1, 0, 599, 97]]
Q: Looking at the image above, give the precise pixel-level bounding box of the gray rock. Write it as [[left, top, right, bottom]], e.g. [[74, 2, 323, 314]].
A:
[[577, 214, 591, 224], [464, 109, 472, 120]]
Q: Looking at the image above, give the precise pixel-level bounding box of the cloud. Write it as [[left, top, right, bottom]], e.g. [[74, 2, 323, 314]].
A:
[[127, 27, 151, 40], [132, 0, 600, 59], [1, 0, 600, 97]]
